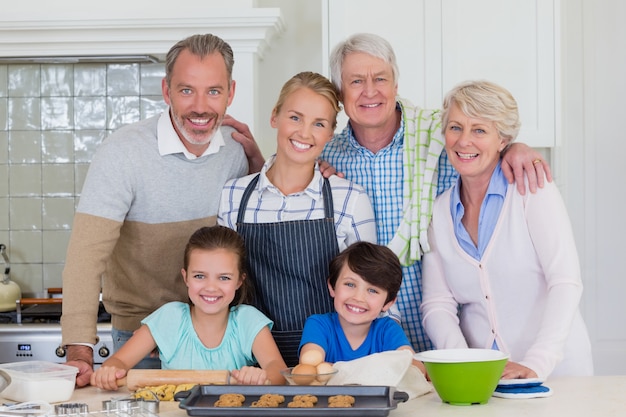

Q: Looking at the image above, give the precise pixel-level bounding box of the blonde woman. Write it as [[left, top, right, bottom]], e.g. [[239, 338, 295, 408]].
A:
[[218, 72, 376, 366]]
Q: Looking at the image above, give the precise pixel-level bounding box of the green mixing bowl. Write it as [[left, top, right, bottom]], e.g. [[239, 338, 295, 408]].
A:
[[414, 348, 509, 406]]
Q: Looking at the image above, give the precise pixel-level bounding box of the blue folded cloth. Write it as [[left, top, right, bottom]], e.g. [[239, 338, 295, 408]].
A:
[[492, 378, 552, 399]]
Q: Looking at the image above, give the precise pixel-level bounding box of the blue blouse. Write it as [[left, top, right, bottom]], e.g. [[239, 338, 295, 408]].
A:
[[450, 162, 508, 260]]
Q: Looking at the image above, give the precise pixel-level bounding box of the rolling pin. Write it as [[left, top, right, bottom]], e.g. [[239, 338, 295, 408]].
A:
[[117, 369, 230, 390]]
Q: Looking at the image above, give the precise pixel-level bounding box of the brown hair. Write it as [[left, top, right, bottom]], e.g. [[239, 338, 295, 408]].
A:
[[183, 225, 250, 307], [328, 241, 402, 304], [164, 33, 235, 87], [273, 71, 342, 129]]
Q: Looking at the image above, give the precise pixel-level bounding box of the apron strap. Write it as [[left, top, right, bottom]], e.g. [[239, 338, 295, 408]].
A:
[[236, 174, 260, 224], [321, 177, 333, 218], [237, 174, 334, 221]]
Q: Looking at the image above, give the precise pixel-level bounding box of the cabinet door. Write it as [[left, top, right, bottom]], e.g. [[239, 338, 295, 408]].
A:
[[325, 0, 429, 132], [435, 0, 558, 147], [325, 0, 557, 147]]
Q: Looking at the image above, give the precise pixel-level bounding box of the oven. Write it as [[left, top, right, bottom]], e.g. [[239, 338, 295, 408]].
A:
[[0, 323, 112, 365], [0, 291, 113, 366]]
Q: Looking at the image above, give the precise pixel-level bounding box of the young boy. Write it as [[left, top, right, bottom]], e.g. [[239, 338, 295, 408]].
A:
[[298, 241, 425, 373]]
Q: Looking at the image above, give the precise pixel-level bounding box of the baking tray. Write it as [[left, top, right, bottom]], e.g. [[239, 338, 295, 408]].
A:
[[176, 385, 408, 417]]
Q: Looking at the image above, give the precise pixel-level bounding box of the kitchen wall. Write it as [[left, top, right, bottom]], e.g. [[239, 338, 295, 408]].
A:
[[559, 0, 626, 375], [255, 0, 326, 155], [0, 62, 167, 293], [0, 0, 321, 295]]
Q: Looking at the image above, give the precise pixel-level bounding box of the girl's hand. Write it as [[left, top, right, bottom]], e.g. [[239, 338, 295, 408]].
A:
[[90, 365, 127, 391], [231, 366, 270, 385], [501, 361, 538, 380]]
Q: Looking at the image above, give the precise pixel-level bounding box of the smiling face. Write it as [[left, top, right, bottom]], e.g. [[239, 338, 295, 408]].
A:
[[444, 101, 505, 182], [162, 49, 235, 155], [329, 264, 395, 328], [181, 248, 243, 317], [271, 86, 336, 166], [339, 52, 398, 131]]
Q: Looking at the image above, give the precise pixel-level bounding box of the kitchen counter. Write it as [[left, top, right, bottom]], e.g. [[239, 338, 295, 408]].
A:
[[2, 375, 624, 417]]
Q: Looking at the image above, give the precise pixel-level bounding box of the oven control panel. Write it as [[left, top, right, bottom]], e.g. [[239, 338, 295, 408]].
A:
[[0, 323, 113, 365]]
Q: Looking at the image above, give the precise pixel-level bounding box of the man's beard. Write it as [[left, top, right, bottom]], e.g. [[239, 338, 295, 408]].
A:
[[172, 111, 222, 146]]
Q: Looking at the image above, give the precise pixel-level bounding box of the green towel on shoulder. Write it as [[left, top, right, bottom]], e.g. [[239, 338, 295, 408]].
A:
[[387, 98, 444, 266]]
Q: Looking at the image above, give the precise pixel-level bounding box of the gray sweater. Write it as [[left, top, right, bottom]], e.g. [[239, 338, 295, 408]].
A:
[[61, 113, 248, 345]]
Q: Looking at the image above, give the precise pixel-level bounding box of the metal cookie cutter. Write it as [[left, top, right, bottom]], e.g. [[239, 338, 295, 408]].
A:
[[102, 397, 159, 415], [54, 403, 89, 416], [0, 402, 48, 417]]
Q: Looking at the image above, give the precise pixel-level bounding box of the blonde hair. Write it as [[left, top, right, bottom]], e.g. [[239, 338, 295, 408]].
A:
[[273, 71, 341, 129], [442, 80, 521, 147]]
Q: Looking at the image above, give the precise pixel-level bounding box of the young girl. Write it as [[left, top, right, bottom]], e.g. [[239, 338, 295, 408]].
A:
[[218, 72, 376, 366], [90, 225, 287, 390], [298, 241, 426, 374]]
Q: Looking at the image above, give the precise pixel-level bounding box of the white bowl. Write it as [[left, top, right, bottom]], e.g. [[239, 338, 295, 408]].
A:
[[413, 348, 509, 363]]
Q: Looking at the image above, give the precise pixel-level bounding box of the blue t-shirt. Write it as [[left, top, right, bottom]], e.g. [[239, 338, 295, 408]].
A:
[[142, 302, 272, 370], [299, 312, 410, 363]]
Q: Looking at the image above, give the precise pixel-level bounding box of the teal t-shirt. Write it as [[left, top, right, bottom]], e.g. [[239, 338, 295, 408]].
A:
[[142, 302, 272, 370]]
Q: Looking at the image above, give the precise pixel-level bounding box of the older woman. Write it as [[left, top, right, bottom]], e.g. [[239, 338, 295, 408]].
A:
[[420, 80, 593, 380]]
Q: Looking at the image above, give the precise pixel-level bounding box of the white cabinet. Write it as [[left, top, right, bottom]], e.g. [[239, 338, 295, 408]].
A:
[[326, 0, 558, 147]]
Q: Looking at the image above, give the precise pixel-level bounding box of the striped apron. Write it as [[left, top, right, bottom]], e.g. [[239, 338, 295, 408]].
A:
[[236, 175, 339, 366]]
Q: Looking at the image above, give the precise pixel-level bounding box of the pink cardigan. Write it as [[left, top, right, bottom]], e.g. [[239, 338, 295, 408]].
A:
[[421, 181, 593, 379]]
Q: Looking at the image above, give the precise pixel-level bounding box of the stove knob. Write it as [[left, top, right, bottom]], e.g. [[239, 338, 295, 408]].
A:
[[99, 346, 110, 358], [56, 346, 66, 358]]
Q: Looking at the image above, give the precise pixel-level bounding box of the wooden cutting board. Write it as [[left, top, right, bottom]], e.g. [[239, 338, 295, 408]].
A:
[[118, 369, 230, 390]]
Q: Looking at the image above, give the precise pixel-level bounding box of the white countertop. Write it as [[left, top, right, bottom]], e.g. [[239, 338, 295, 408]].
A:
[[2, 375, 624, 417], [394, 375, 625, 416]]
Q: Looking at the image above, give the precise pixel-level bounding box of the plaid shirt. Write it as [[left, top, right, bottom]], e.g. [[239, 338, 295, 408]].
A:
[[321, 99, 458, 352], [217, 155, 377, 251]]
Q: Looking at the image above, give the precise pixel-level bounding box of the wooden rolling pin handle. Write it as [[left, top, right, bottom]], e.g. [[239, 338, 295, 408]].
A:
[[116, 369, 231, 390]]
